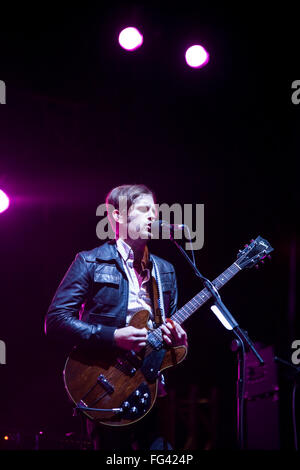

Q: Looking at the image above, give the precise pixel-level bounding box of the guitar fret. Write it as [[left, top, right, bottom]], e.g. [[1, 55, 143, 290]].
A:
[[174, 309, 185, 322], [233, 262, 242, 271], [147, 261, 242, 352], [189, 299, 198, 309], [171, 262, 240, 325]]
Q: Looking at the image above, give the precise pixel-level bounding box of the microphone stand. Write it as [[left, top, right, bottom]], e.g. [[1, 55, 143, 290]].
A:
[[169, 233, 264, 449]]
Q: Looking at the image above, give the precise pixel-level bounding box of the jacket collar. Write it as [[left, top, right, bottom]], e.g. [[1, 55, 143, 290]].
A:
[[94, 240, 124, 273], [95, 240, 119, 261], [95, 240, 154, 272]]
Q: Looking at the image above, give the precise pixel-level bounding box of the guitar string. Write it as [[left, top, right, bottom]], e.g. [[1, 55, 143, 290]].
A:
[[134, 264, 240, 354], [79, 247, 268, 412], [171, 263, 240, 325], [81, 262, 241, 409]]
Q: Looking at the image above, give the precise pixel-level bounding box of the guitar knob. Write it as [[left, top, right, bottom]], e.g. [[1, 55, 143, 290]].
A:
[[140, 397, 146, 405], [130, 406, 138, 415], [134, 390, 141, 398], [143, 393, 149, 399], [122, 401, 130, 409]]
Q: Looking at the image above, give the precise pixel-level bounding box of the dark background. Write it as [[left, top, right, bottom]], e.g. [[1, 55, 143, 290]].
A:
[[0, 2, 298, 450]]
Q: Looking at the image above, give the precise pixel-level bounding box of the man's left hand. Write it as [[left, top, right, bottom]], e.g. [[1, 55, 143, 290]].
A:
[[160, 319, 188, 348]]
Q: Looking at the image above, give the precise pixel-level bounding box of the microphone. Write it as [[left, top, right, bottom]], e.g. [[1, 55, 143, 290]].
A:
[[151, 220, 185, 236]]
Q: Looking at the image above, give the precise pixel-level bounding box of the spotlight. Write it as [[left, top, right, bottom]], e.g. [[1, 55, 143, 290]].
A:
[[118, 27, 143, 51], [185, 45, 209, 68], [0, 189, 9, 213]]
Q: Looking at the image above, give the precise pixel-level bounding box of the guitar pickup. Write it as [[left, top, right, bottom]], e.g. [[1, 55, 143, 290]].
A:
[[125, 350, 142, 369], [97, 374, 114, 394]]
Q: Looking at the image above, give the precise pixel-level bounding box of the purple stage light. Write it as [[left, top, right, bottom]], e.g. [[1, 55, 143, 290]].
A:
[[0, 189, 9, 213], [185, 45, 209, 68], [118, 27, 143, 51]]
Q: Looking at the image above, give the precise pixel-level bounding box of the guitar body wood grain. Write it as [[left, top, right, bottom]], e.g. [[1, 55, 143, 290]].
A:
[[63, 309, 187, 426]]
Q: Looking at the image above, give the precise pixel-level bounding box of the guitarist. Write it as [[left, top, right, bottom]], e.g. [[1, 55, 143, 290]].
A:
[[45, 183, 188, 450]]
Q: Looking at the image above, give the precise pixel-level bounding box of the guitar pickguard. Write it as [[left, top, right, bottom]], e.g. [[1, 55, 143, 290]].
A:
[[141, 348, 167, 382]]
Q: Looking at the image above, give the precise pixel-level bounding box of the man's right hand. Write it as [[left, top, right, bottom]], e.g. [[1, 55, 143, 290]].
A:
[[114, 326, 148, 352]]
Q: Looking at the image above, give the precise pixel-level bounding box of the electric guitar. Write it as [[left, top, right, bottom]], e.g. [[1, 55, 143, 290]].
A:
[[63, 236, 273, 426]]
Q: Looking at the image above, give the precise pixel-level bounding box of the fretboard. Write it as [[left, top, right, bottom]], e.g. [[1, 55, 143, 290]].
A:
[[147, 261, 241, 350], [171, 262, 241, 325]]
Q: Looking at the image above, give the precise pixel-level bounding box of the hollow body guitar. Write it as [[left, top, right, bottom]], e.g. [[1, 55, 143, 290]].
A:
[[63, 236, 273, 427]]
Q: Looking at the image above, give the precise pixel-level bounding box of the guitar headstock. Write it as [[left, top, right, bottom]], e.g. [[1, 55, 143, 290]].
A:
[[235, 236, 274, 270]]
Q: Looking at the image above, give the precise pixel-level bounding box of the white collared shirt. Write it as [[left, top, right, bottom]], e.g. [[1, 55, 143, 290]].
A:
[[116, 238, 167, 396], [116, 238, 154, 326]]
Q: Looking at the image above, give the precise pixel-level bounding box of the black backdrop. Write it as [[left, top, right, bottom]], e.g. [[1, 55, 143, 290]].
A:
[[0, 2, 298, 449]]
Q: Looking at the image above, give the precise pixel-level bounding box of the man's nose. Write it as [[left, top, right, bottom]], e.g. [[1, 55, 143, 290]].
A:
[[148, 209, 157, 221]]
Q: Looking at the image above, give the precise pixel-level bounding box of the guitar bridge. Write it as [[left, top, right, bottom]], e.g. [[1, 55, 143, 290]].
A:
[[116, 358, 136, 376]]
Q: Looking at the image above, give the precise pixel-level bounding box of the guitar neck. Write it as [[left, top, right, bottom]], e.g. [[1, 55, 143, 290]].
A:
[[171, 262, 241, 325]]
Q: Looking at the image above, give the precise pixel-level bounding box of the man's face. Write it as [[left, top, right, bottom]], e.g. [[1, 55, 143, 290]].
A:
[[123, 193, 157, 241]]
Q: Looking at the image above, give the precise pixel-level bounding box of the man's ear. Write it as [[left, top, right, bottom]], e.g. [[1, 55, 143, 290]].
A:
[[112, 209, 119, 224], [112, 209, 126, 224]]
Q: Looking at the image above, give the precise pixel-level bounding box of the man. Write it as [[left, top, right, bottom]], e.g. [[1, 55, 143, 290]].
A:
[[45, 184, 188, 450]]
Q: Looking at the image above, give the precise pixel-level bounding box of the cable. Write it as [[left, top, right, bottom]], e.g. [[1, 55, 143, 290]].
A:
[[183, 224, 196, 268]]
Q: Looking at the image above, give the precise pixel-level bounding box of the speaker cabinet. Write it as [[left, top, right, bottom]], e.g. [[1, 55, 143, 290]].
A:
[[244, 344, 280, 449]]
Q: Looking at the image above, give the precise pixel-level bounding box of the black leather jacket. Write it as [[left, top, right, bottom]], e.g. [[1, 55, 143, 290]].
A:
[[45, 241, 178, 353]]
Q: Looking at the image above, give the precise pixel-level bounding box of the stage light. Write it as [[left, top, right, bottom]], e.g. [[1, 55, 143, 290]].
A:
[[185, 45, 209, 68], [0, 189, 10, 213], [4, 436, 9, 441], [118, 27, 143, 51]]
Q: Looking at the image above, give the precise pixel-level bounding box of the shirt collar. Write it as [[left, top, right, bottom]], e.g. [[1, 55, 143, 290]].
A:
[[116, 238, 152, 270], [116, 238, 134, 263]]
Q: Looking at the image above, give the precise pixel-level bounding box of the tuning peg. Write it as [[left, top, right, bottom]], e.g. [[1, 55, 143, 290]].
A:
[[244, 244, 249, 248], [250, 239, 254, 243]]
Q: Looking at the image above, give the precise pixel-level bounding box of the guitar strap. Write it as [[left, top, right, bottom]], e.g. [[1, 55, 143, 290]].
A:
[[150, 270, 163, 327], [151, 256, 166, 327], [135, 245, 165, 328]]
